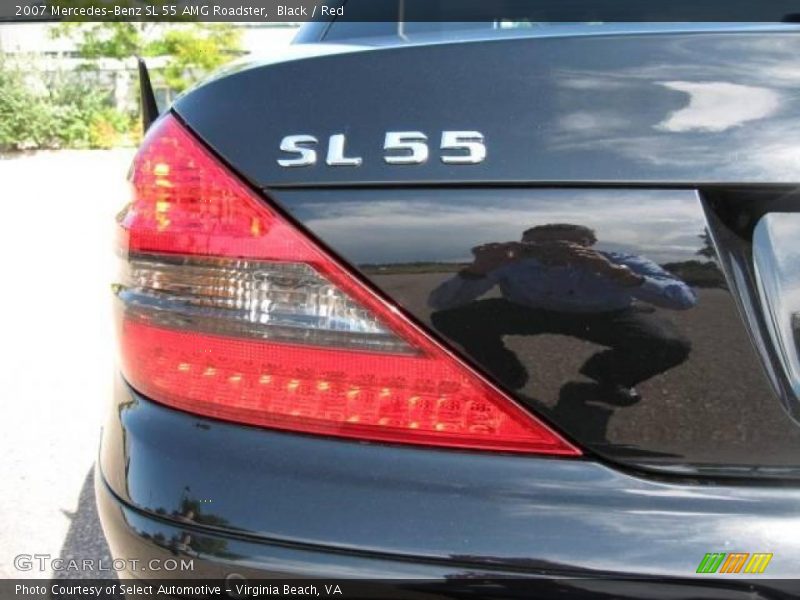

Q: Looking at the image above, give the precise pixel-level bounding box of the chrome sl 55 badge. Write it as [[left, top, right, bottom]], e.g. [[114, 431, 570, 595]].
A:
[[277, 131, 486, 167]]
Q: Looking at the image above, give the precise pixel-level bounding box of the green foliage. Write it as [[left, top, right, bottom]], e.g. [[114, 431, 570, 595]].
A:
[[49, 74, 106, 145], [0, 59, 56, 150], [0, 58, 136, 150], [89, 107, 137, 148], [48, 0, 164, 58], [53, 21, 243, 93], [145, 24, 242, 93], [49, 79, 130, 148], [53, 22, 146, 59], [4, 20, 243, 150]]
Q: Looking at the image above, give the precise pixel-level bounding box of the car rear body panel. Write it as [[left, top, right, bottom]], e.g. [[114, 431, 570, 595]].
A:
[[100, 24, 800, 593], [170, 31, 800, 477], [175, 32, 800, 187], [266, 187, 800, 474], [96, 475, 800, 597], [100, 382, 800, 581]]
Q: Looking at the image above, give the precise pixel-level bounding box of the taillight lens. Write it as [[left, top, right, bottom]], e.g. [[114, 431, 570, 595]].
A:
[[114, 114, 579, 455]]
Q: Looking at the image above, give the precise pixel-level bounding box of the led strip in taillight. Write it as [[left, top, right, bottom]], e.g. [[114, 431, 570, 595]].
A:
[[113, 114, 580, 455]]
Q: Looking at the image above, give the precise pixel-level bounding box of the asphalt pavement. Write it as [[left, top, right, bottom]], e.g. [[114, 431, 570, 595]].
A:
[[0, 149, 134, 579]]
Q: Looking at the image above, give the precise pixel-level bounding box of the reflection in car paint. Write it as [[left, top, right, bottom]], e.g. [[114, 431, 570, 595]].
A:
[[274, 187, 800, 471], [427, 223, 696, 406], [754, 213, 800, 405]]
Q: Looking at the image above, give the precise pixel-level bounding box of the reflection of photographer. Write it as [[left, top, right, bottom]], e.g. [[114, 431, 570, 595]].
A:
[[429, 224, 697, 404]]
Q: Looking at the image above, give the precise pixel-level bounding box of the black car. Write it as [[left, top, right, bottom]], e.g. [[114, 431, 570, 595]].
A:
[[98, 6, 800, 598]]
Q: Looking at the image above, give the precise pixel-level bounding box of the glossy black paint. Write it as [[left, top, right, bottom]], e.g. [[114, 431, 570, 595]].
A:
[[136, 58, 160, 131], [97, 478, 800, 598], [173, 28, 800, 474], [101, 26, 800, 589], [176, 31, 800, 187], [704, 187, 800, 424], [269, 186, 800, 474], [99, 384, 800, 585], [97, 482, 800, 599]]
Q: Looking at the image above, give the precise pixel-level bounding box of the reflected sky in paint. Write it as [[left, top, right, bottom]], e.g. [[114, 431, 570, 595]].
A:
[[292, 189, 706, 265]]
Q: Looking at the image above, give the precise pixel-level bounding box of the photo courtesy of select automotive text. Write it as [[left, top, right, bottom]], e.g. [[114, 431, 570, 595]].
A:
[[3, 1, 800, 598]]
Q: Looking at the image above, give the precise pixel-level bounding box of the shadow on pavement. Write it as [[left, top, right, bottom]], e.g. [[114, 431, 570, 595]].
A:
[[55, 467, 116, 580]]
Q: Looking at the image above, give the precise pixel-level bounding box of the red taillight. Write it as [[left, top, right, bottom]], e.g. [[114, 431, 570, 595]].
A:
[[115, 114, 580, 455]]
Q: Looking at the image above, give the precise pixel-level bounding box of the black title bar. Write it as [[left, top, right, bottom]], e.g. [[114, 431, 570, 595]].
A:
[[4, 0, 800, 23]]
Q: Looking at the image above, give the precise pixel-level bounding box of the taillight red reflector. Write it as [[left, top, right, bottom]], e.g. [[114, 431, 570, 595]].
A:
[[121, 320, 577, 453], [115, 114, 580, 456]]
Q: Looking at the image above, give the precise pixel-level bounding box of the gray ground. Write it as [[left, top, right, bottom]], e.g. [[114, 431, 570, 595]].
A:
[[0, 150, 134, 579]]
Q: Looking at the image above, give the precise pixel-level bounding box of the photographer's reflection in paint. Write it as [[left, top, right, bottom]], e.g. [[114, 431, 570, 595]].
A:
[[429, 224, 696, 405]]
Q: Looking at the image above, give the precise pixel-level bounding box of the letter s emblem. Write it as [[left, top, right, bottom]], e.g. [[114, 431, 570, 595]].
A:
[[277, 135, 318, 167]]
